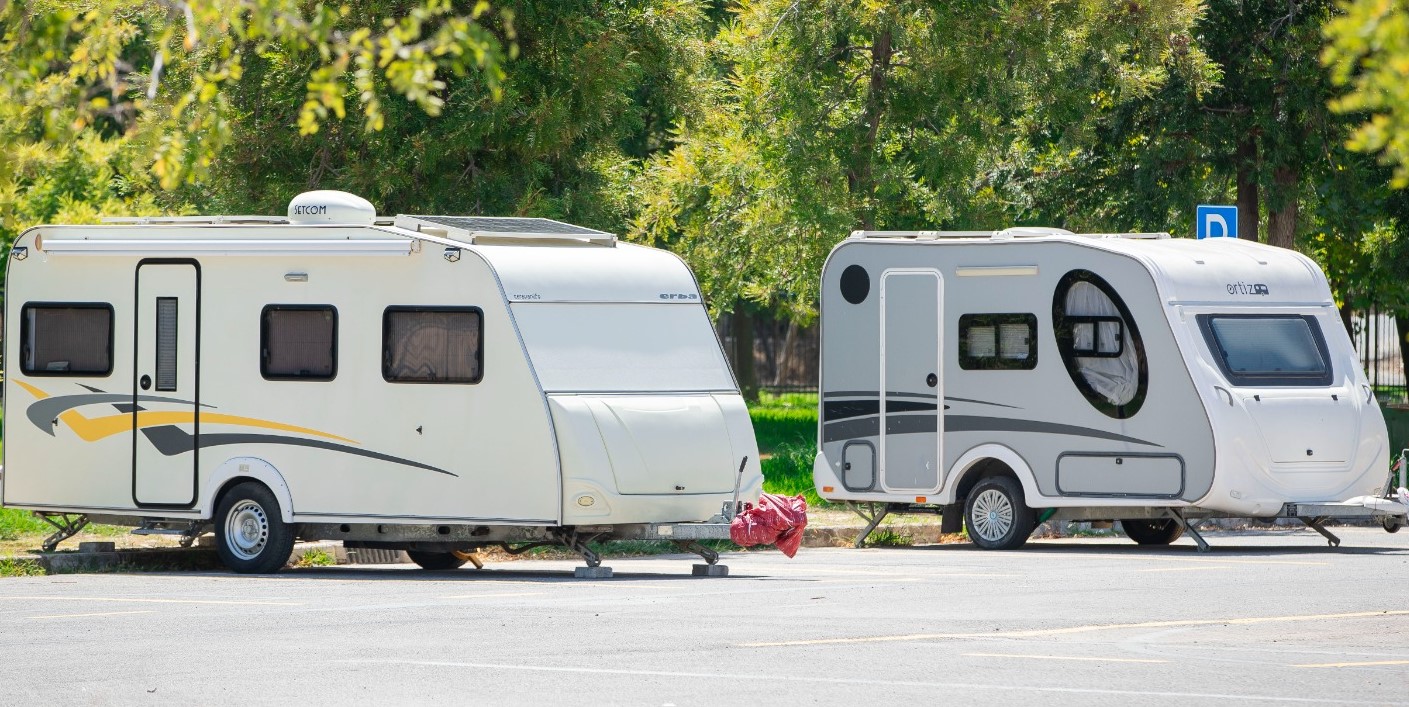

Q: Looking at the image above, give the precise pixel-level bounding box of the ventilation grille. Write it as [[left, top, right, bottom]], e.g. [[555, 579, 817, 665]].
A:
[[155, 298, 178, 391]]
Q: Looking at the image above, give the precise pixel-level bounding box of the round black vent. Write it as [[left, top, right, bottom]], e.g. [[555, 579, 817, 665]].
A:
[[840, 265, 870, 305]]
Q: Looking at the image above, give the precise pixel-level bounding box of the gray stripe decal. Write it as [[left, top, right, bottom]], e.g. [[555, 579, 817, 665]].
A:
[[823, 391, 1019, 409], [141, 425, 457, 477], [27, 393, 210, 435], [825, 390, 939, 400], [823, 414, 1159, 447]]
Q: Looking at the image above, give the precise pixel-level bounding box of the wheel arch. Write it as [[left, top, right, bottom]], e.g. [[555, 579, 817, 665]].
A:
[[202, 457, 294, 523], [945, 444, 1040, 506]]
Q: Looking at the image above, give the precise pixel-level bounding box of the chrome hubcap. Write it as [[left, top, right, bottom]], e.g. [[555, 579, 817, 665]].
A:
[[971, 489, 1014, 542], [225, 500, 269, 560]]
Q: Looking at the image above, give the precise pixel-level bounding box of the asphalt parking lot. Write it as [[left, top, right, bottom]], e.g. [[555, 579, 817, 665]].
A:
[[2, 527, 1407, 705]]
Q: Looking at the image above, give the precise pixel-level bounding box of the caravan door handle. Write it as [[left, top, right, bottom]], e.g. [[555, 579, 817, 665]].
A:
[[1212, 385, 1233, 406]]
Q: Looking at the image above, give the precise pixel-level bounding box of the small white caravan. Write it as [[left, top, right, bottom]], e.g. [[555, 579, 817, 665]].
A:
[[2, 191, 761, 574], [813, 228, 1408, 550]]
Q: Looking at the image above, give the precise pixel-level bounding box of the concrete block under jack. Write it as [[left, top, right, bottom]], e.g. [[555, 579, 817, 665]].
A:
[[692, 564, 728, 577], [574, 566, 613, 579]]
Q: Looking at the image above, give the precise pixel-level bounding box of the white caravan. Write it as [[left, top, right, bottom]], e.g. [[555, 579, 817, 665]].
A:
[[813, 228, 1408, 550], [2, 191, 761, 574]]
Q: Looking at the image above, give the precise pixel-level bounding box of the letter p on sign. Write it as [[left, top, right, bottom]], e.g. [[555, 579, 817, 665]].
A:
[[1196, 205, 1238, 239]]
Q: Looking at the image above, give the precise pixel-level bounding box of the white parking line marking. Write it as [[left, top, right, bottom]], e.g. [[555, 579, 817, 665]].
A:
[[963, 652, 1166, 664], [1295, 660, 1409, 668], [741, 610, 1409, 647], [1137, 566, 1230, 573], [0, 596, 303, 607], [28, 610, 156, 620], [337, 659, 1377, 703], [439, 592, 547, 600]]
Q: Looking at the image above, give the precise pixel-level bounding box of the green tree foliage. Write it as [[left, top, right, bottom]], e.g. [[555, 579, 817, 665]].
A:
[[1004, 1, 1409, 320], [1006, 2, 1342, 244], [630, 0, 1214, 321], [0, 0, 514, 257], [1324, 0, 1409, 188], [197, 0, 709, 228]]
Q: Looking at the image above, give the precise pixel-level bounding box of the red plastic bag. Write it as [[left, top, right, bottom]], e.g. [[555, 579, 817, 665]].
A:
[[730, 493, 809, 557]]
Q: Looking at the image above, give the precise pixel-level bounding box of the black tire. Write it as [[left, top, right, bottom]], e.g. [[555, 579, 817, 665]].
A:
[[407, 550, 470, 571], [1121, 518, 1184, 545], [215, 481, 296, 574], [1383, 517, 1402, 534], [964, 476, 1036, 550]]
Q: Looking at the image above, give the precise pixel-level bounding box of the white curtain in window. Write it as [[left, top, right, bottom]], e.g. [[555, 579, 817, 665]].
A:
[[1066, 282, 1138, 405]]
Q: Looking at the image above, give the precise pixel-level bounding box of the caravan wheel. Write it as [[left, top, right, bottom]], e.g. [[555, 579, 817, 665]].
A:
[[1120, 519, 1184, 545], [964, 476, 1035, 550], [215, 482, 296, 574]]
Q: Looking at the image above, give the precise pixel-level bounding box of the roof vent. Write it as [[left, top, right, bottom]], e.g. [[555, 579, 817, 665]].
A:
[[287, 190, 376, 225]]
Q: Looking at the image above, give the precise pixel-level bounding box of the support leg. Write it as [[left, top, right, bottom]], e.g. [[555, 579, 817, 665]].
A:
[[1168, 510, 1210, 553], [676, 541, 729, 577], [38, 514, 89, 553], [849, 502, 891, 548], [1300, 517, 1342, 547], [561, 532, 612, 579]]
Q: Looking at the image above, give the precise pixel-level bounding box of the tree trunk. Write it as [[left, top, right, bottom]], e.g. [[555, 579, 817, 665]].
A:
[[1236, 138, 1259, 241], [847, 23, 893, 230], [1340, 301, 1355, 341], [777, 318, 799, 386], [1397, 314, 1409, 397], [730, 303, 759, 402], [1265, 166, 1299, 250]]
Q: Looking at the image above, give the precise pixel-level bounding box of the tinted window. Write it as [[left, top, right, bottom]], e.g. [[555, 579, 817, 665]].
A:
[[958, 314, 1037, 370], [262, 306, 337, 380], [1198, 315, 1332, 386], [20, 304, 114, 376], [383, 308, 482, 383]]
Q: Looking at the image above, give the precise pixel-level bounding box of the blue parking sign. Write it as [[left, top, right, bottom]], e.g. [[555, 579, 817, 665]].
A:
[[1196, 205, 1238, 239]]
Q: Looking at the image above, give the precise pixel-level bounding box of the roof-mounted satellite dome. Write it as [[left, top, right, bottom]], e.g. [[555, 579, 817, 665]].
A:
[[287, 190, 376, 225]]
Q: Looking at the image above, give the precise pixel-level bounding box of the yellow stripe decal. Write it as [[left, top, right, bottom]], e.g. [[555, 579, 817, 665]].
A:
[[13, 380, 49, 399], [19, 381, 358, 445]]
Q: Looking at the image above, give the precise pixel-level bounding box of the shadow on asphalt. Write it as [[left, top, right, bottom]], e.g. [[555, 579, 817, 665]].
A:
[[894, 536, 1409, 557]]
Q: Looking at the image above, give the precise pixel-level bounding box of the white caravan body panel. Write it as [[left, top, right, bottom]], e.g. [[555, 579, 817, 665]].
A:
[[2, 216, 761, 530], [814, 232, 1388, 517]]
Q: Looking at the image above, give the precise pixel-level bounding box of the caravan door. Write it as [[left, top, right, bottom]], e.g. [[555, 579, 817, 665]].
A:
[[879, 269, 943, 492], [132, 261, 201, 508]]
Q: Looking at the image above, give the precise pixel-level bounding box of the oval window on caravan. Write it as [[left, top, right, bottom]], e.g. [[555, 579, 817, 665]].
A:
[[1051, 270, 1148, 419]]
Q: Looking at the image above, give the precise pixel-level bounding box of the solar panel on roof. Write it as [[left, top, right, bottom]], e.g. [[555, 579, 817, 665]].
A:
[[412, 216, 608, 237]]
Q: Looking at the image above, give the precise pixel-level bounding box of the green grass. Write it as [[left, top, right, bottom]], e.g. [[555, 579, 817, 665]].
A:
[[0, 508, 51, 541], [294, 547, 337, 567], [0, 557, 44, 577], [866, 529, 913, 547], [750, 392, 818, 453], [749, 392, 830, 507]]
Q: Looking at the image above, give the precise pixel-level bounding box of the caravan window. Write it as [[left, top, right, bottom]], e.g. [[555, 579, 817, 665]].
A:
[[1197, 314, 1332, 387], [262, 305, 337, 380], [958, 314, 1037, 370], [383, 307, 483, 384], [20, 303, 114, 376], [1052, 270, 1148, 419]]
